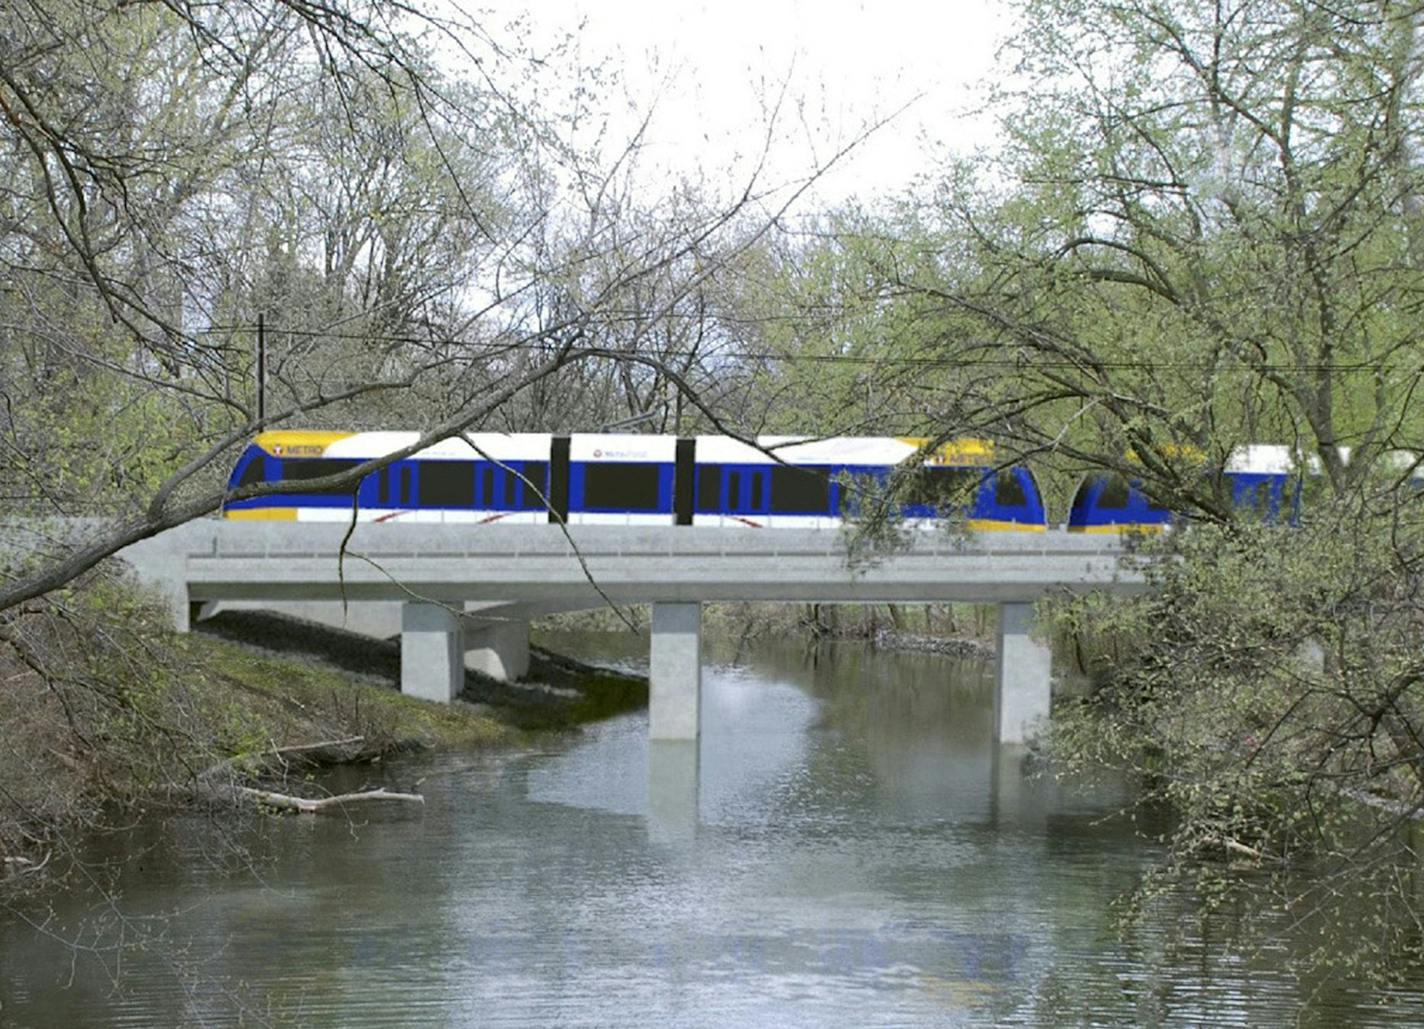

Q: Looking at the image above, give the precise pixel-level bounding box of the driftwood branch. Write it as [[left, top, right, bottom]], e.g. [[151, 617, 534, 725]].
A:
[[1202, 834, 1276, 862], [186, 736, 423, 815], [238, 786, 425, 814], [2, 850, 52, 874]]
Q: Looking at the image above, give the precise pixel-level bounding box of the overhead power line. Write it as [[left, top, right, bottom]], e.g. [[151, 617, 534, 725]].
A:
[[195, 322, 1401, 375]]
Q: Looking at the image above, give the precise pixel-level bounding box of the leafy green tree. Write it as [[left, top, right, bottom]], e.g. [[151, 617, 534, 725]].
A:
[[767, 0, 1424, 975], [0, 1, 828, 611]]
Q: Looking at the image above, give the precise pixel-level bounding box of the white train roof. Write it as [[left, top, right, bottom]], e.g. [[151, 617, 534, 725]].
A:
[[1384, 449, 1424, 476], [692, 435, 917, 465], [318, 432, 552, 461], [696, 435, 999, 466], [761, 436, 919, 465], [1225, 444, 1297, 475]]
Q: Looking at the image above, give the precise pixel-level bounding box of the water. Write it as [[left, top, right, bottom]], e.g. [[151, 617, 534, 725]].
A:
[[1, 634, 1420, 1026]]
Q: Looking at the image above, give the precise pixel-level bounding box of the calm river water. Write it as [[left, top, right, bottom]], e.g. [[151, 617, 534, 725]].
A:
[[1, 632, 1421, 1026]]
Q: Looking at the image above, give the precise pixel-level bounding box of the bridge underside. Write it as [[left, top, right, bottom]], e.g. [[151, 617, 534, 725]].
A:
[[196, 596, 1054, 745]]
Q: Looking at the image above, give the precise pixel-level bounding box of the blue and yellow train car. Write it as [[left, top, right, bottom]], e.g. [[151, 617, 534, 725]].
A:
[[223, 431, 1050, 531], [1066, 445, 1302, 533]]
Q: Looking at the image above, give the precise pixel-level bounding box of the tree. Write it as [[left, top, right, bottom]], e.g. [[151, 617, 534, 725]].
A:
[[0, 0, 837, 613], [769, 0, 1424, 976]]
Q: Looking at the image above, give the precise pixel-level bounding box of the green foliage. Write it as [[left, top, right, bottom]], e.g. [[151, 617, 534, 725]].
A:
[[1046, 495, 1424, 974], [734, 0, 1424, 980]]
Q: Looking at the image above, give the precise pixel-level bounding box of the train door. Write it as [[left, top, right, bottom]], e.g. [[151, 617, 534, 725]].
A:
[[474, 463, 500, 513], [725, 467, 769, 521], [377, 463, 416, 515]]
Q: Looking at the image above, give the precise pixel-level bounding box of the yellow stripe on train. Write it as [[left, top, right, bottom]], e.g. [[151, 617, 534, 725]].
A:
[[965, 519, 1047, 532], [253, 431, 354, 458], [225, 507, 299, 521], [1066, 523, 1167, 535], [896, 437, 996, 466]]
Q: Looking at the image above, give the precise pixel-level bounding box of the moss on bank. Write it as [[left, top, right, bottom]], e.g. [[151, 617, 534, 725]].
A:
[[176, 631, 517, 750]]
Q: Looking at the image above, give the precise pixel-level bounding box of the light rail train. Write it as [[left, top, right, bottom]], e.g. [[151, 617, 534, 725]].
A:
[[222, 431, 1318, 532], [223, 431, 1048, 530]]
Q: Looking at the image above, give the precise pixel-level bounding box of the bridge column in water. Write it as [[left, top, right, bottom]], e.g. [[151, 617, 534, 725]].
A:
[[400, 602, 464, 702], [649, 602, 702, 740], [465, 618, 530, 681], [996, 602, 1052, 745]]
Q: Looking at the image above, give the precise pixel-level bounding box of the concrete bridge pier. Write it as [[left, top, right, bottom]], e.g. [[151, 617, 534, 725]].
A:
[[995, 602, 1052, 745], [464, 618, 530, 681], [400, 601, 464, 702], [649, 602, 702, 740]]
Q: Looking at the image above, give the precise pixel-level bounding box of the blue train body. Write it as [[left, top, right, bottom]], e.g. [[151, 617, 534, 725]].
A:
[[223, 431, 1049, 530], [1066, 446, 1304, 533]]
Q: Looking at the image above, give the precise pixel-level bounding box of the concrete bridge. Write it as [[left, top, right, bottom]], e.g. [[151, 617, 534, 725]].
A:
[[117, 522, 1144, 745]]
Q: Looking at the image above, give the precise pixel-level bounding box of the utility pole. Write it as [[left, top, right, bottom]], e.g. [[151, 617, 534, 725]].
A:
[[256, 312, 266, 422]]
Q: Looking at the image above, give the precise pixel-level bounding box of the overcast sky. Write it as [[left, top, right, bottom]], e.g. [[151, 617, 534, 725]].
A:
[[475, 0, 1015, 206]]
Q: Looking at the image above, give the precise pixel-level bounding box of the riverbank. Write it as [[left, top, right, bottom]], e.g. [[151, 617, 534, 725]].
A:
[[542, 601, 997, 657], [0, 570, 645, 892]]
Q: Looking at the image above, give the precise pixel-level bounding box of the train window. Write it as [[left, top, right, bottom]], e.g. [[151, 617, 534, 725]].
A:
[[728, 474, 740, 510], [749, 472, 765, 508], [237, 456, 266, 488], [837, 472, 881, 515], [697, 465, 722, 512], [994, 470, 1027, 507], [771, 466, 831, 513], [422, 461, 475, 507], [281, 458, 362, 495], [520, 461, 549, 509], [1239, 480, 1274, 517], [583, 462, 662, 510], [905, 467, 979, 509], [480, 466, 495, 506], [1097, 475, 1130, 510], [379, 466, 408, 505]]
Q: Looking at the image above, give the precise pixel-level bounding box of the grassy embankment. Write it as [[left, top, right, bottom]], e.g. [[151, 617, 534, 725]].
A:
[[0, 566, 645, 887]]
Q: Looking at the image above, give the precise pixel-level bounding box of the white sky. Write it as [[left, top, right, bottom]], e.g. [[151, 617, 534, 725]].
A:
[[474, 0, 1015, 207]]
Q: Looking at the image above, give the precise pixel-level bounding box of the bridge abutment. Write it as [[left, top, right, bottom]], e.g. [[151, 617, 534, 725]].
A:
[[464, 618, 530, 681], [996, 602, 1052, 745], [400, 602, 464, 702], [649, 602, 702, 740]]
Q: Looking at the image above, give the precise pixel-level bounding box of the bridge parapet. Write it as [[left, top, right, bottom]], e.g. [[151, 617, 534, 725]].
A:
[[127, 522, 1140, 609]]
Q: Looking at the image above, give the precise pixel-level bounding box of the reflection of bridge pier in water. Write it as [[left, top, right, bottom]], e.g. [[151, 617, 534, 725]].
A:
[[641, 739, 1055, 842], [515, 633, 1112, 841], [645, 599, 1055, 746], [647, 740, 700, 842]]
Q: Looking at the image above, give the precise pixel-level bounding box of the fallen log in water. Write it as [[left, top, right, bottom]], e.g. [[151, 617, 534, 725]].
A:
[[2, 851, 51, 874], [182, 736, 424, 815], [238, 786, 425, 815]]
